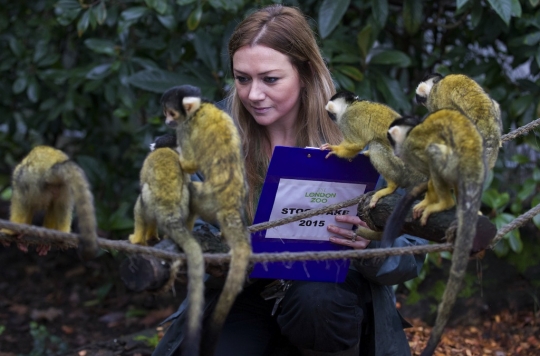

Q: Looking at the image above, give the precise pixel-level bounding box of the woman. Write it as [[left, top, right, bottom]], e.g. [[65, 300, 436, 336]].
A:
[[154, 5, 425, 356]]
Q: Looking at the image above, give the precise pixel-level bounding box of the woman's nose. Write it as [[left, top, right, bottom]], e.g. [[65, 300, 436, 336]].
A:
[[248, 81, 265, 101]]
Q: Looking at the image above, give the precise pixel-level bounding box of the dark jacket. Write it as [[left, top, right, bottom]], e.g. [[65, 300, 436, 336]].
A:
[[153, 230, 426, 356]]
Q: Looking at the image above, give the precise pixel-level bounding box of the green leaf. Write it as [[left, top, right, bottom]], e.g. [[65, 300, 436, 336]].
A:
[[509, 94, 533, 117], [207, 0, 243, 12], [193, 32, 218, 71], [127, 69, 202, 93], [492, 238, 509, 257], [471, 2, 483, 28], [511, 154, 530, 164], [523, 32, 540, 46], [131, 57, 159, 70], [56, 0, 81, 11], [332, 54, 360, 64], [517, 179, 537, 201], [487, 0, 512, 26], [8, 37, 24, 57], [533, 167, 540, 182], [332, 71, 355, 92], [373, 71, 411, 112], [86, 63, 112, 80], [357, 25, 374, 60], [337, 65, 364, 81], [511, 0, 522, 17], [39, 98, 57, 111], [456, 0, 470, 10], [369, 49, 411, 67], [26, 78, 40, 103], [508, 231, 523, 253], [536, 46, 540, 68], [158, 15, 176, 30], [33, 40, 48, 63], [84, 38, 117, 56], [121, 7, 148, 21], [113, 108, 130, 118], [482, 188, 509, 209], [532, 195, 540, 229], [371, 0, 388, 29], [530, 0, 540, 7], [177, 0, 197, 5], [187, 4, 202, 31], [12, 76, 28, 94], [145, 0, 157, 8], [77, 10, 91, 36], [403, 0, 423, 35], [318, 0, 351, 39], [154, 0, 169, 15], [94, 2, 107, 25]]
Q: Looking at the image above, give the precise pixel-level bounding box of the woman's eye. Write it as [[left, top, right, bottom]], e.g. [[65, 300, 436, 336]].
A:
[[264, 77, 278, 83], [235, 76, 249, 83]]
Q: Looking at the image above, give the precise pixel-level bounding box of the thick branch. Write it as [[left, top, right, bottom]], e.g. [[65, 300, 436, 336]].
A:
[[357, 191, 497, 254]]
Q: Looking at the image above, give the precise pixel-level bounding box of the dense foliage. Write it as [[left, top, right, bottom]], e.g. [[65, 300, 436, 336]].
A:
[[1, 0, 539, 262]]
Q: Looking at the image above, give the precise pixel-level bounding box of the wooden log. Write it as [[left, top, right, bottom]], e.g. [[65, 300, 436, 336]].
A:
[[357, 191, 497, 255], [119, 226, 229, 292]]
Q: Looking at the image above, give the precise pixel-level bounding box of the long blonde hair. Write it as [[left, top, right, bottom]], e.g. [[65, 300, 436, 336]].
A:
[[228, 5, 342, 222]]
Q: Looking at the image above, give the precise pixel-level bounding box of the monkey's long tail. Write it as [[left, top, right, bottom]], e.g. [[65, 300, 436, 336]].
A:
[[420, 178, 483, 356], [166, 221, 205, 356], [202, 212, 251, 356], [50, 161, 99, 261], [380, 182, 428, 248]]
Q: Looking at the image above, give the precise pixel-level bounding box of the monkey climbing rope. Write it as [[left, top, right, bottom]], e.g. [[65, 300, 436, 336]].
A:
[[0, 118, 539, 266]]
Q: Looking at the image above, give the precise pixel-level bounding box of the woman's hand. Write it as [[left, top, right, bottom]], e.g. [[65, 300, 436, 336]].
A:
[[327, 215, 372, 250]]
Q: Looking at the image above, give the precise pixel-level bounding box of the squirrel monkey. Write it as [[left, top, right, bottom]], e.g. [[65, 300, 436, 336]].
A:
[[1, 146, 99, 260], [383, 109, 486, 356], [416, 73, 502, 170], [321, 91, 426, 208], [128, 147, 204, 356], [161, 85, 252, 356]]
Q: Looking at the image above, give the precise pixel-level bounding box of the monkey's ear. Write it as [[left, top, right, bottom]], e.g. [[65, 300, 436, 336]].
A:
[[388, 125, 408, 146], [182, 97, 201, 116], [325, 101, 337, 114], [415, 81, 431, 98]]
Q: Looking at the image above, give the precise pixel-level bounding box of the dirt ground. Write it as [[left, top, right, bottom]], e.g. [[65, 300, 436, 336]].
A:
[[0, 240, 539, 356]]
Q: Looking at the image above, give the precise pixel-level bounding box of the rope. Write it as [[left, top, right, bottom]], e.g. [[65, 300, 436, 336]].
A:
[[489, 202, 540, 248], [249, 195, 365, 232], [501, 117, 540, 142], [0, 219, 454, 264]]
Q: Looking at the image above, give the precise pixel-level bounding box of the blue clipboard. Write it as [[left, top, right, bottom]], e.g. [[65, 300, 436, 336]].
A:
[[249, 146, 380, 283]]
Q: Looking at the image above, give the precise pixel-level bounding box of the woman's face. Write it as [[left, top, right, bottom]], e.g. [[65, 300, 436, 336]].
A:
[[232, 45, 303, 129]]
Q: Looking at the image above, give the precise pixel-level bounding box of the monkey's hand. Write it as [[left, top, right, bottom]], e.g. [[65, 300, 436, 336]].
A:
[[320, 143, 336, 159], [322, 142, 363, 159], [412, 200, 428, 222], [7, 232, 32, 253], [36, 244, 51, 256]]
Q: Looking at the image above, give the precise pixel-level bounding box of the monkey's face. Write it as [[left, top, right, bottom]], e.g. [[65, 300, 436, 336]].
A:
[[160, 85, 202, 128], [163, 107, 182, 128]]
